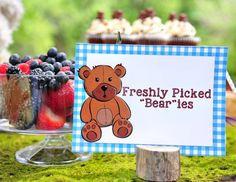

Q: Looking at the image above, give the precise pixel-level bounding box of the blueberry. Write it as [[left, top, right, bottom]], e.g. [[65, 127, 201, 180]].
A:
[[70, 59, 75, 64], [47, 47, 58, 58], [56, 71, 69, 83], [70, 64, 75, 73], [21, 55, 31, 63], [9, 54, 21, 65], [61, 60, 72, 67], [40, 62, 48, 69], [42, 64, 54, 72], [44, 70, 54, 76], [44, 70, 55, 82], [53, 62, 62, 73], [39, 54, 47, 62], [46, 57, 56, 65], [65, 71, 74, 79], [49, 78, 61, 90], [55, 52, 67, 62], [30, 60, 40, 70], [31, 87, 42, 121]]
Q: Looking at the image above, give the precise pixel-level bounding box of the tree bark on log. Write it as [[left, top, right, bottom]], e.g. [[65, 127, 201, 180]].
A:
[[136, 146, 180, 182]]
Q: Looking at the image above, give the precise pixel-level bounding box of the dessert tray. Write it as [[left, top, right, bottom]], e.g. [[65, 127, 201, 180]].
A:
[[0, 119, 92, 166]]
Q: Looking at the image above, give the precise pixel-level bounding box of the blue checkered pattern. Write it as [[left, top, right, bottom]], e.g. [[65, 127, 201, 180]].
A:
[[72, 43, 228, 156]]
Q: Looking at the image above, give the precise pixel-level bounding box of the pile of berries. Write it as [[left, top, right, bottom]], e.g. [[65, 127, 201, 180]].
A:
[[0, 47, 75, 130], [0, 47, 75, 90]]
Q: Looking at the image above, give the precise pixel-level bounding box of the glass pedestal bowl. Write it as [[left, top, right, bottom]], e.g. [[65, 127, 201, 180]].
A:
[[0, 74, 92, 166]]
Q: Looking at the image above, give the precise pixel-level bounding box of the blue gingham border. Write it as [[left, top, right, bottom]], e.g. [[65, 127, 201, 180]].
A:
[[72, 43, 228, 156]]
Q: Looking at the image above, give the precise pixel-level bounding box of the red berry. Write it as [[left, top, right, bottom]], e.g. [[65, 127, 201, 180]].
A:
[[0, 63, 9, 74], [25, 59, 34, 65], [36, 105, 66, 130], [37, 59, 43, 64], [60, 66, 71, 72], [18, 63, 30, 75], [43, 80, 74, 117], [0, 64, 9, 84], [26, 58, 42, 65]]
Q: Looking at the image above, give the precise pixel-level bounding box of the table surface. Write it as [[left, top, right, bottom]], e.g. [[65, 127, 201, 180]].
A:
[[0, 126, 236, 182]]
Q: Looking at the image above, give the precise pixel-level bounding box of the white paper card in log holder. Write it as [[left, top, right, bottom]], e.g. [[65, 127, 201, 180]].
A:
[[72, 43, 228, 156]]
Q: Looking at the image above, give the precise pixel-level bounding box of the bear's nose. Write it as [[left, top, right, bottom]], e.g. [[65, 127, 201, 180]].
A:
[[101, 85, 108, 91]]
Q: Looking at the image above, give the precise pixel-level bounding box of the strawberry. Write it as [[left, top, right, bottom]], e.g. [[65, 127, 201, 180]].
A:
[[17, 63, 30, 75], [36, 105, 66, 130], [60, 66, 70, 72], [43, 80, 74, 117]]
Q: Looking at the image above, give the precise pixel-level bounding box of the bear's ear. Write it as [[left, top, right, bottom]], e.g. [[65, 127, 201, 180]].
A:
[[114, 64, 126, 78], [78, 65, 91, 80]]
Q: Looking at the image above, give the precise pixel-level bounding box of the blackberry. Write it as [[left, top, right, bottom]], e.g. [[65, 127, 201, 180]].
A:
[[6, 66, 22, 78], [31, 67, 44, 75], [30, 68, 46, 89]]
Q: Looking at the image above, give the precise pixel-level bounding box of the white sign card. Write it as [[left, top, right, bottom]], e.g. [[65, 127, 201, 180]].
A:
[[72, 44, 228, 156]]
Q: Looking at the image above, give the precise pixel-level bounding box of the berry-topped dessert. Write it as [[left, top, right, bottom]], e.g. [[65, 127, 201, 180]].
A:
[[137, 8, 169, 45], [103, 10, 133, 44], [87, 11, 108, 44], [165, 13, 201, 45], [0, 47, 75, 130], [86, 10, 201, 46]]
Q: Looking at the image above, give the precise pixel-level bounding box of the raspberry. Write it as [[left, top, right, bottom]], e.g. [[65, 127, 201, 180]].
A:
[[18, 63, 30, 75], [26, 58, 42, 65], [0, 63, 9, 74], [60, 66, 70, 72]]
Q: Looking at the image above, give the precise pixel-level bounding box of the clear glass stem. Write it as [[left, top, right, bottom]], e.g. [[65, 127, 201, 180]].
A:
[[15, 134, 92, 166]]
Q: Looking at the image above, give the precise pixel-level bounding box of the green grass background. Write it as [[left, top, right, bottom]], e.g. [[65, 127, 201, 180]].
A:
[[0, 126, 236, 182]]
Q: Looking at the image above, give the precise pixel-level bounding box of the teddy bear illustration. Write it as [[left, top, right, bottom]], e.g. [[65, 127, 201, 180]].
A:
[[0, 0, 23, 64], [78, 64, 133, 142]]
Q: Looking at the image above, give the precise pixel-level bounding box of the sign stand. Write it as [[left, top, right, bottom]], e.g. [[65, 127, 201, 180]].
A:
[[136, 145, 180, 181]]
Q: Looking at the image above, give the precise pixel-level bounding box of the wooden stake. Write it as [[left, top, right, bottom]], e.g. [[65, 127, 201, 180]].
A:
[[136, 146, 180, 182]]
